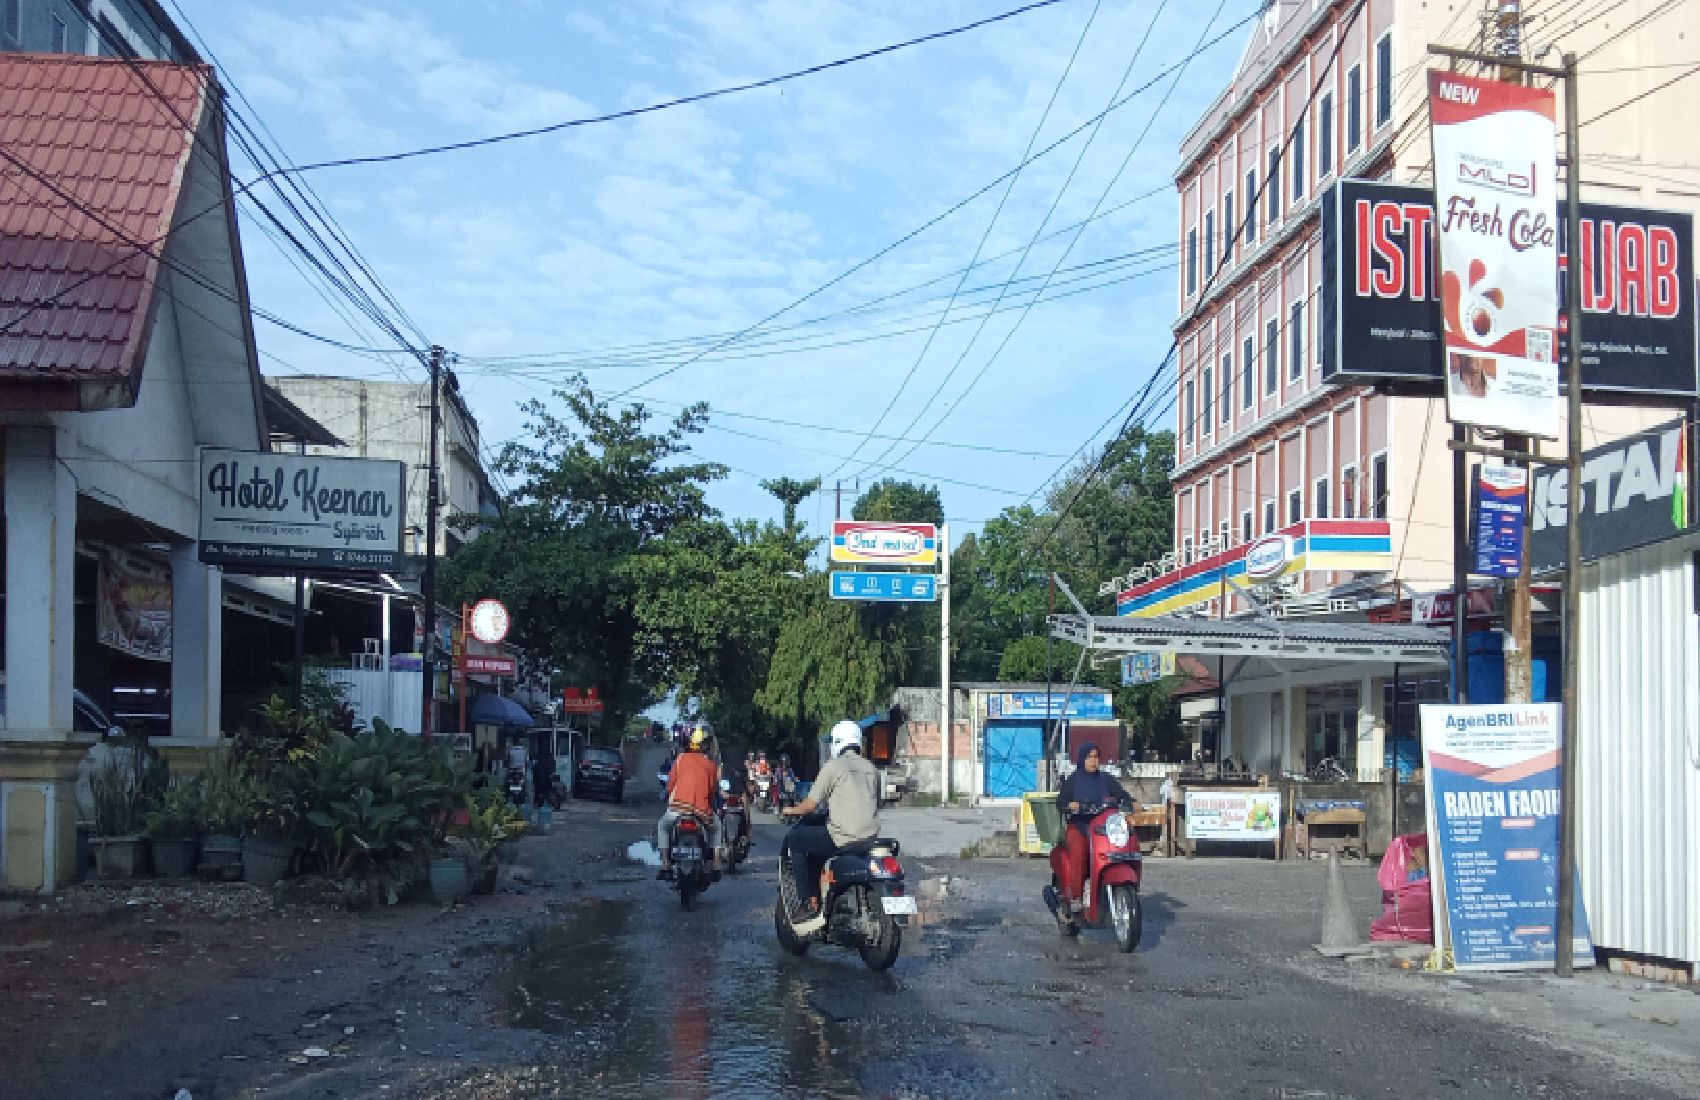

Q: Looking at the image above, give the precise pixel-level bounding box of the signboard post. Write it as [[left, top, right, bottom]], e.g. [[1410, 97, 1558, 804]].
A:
[[198, 449, 407, 571], [1419, 702, 1592, 970]]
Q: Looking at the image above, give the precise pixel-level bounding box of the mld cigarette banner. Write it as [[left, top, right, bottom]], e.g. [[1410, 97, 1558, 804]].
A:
[[1428, 71, 1561, 437]]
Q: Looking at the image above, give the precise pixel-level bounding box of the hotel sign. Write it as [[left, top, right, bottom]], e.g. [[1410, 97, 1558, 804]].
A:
[[198, 449, 407, 571]]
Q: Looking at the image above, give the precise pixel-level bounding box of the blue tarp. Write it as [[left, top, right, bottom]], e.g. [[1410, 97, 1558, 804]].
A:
[[469, 693, 536, 728]]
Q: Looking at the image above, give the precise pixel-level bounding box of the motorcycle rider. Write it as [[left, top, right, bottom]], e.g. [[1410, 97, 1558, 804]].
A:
[[1056, 742, 1136, 923], [780, 720, 879, 917], [657, 726, 722, 879], [776, 753, 796, 808]]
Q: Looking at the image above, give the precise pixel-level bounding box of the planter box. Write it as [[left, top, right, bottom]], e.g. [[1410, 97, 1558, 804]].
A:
[[91, 836, 149, 878], [242, 835, 294, 886]]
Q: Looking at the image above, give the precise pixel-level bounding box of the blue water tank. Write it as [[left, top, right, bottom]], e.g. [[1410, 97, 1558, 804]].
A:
[[1455, 631, 1561, 703]]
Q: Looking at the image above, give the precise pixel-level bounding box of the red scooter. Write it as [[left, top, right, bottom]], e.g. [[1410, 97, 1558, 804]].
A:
[[1042, 802, 1144, 952]]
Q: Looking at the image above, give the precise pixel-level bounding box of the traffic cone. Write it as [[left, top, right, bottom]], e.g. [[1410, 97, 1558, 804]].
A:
[[1318, 849, 1361, 953]]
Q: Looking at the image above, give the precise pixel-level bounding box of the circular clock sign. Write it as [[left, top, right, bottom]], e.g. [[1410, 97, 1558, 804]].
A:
[[469, 599, 510, 645]]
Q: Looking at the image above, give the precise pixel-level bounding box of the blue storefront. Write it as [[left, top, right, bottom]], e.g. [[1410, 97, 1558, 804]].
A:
[[977, 688, 1116, 799]]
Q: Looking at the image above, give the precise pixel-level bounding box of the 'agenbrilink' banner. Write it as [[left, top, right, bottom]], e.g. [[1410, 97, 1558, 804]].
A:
[[1420, 703, 1592, 970], [1428, 71, 1560, 436]]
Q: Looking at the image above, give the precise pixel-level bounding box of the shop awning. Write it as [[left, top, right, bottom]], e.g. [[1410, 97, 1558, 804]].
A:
[[1048, 613, 1449, 666], [469, 693, 536, 728]]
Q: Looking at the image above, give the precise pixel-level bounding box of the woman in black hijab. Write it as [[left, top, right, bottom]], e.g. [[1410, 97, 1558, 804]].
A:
[[1055, 742, 1134, 915]]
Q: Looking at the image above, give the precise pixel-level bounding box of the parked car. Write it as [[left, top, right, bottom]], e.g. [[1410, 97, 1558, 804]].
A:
[[572, 746, 626, 802]]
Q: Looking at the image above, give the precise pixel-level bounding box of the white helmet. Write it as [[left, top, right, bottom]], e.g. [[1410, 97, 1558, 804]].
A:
[[829, 719, 863, 758]]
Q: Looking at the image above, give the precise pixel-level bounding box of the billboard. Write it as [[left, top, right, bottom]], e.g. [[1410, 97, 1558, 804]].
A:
[[983, 691, 1113, 720], [1472, 461, 1528, 578], [198, 449, 407, 571], [1420, 703, 1593, 970], [829, 521, 937, 565], [1320, 180, 1697, 398], [1528, 417, 1690, 574], [1428, 72, 1560, 435], [1184, 790, 1282, 842]]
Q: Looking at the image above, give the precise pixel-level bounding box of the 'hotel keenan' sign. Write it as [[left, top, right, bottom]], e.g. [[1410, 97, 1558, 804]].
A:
[[198, 449, 407, 572]]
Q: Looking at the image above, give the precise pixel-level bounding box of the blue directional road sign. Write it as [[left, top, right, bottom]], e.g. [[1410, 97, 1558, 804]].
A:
[[830, 571, 937, 602]]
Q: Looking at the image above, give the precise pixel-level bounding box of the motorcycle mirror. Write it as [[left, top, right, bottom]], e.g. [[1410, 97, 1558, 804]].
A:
[[718, 779, 732, 792]]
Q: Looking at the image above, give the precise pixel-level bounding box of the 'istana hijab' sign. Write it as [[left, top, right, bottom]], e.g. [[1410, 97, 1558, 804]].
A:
[[198, 448, 407, 571]]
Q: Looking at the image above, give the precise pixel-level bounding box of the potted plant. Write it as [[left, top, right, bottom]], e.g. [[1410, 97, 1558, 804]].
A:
[[197, 751, 250, 879], [242, 772, 301, 886], [145, 779, 203, 878], [88, 737, 164, 878], [455, 790, 527, 894]]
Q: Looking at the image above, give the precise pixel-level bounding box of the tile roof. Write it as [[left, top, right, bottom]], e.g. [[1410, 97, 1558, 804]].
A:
[[0, 54, 211, 398]]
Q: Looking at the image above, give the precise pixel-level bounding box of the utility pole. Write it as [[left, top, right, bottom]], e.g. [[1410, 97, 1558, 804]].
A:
[[1555, 49, 1585, 978], [421, 344, 444, 742], [938, 523, 952, 805], [834, 479, 842, 521], [1497, 2, 1535, 707]]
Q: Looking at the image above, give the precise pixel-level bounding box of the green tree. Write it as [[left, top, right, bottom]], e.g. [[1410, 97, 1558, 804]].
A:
[[761, 476, 822, 535], [851, 479, 944, 525], [757, 589, 911, 741], [442, 377, 724, 732]]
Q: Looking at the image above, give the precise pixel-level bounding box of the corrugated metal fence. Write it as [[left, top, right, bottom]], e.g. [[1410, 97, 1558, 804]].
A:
[[325, 669, 423, 736], [1578, 536, 1700, 967]]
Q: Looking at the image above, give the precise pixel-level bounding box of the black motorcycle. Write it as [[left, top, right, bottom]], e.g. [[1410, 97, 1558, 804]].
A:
[[666, 812, 717, 910], [774, 813, 911, 971], [719, 780, 752, 871], [504, 765, 527, 807]]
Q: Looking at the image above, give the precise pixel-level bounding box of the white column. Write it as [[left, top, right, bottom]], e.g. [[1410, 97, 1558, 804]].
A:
[[5, 426, 77, 736], [168, 542, 222, 743]]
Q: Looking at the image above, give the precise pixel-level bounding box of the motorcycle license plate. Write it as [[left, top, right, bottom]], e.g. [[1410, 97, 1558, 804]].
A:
[[880, 895, 918, 915], [672, 848, 701, 861]]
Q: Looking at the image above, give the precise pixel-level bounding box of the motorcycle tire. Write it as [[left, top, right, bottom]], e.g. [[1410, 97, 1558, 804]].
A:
[[1108, 884, 1142, 953], [680, 879, 697, 911], [774, 897, 810, 956], [858, 890, 902, 971]]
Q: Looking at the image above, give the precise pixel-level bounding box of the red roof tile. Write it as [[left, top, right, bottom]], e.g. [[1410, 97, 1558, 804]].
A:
[[0, 54, 211, 396]]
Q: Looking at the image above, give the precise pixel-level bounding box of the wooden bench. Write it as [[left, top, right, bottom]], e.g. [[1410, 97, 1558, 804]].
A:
[[1290, 808, 1368, 859]]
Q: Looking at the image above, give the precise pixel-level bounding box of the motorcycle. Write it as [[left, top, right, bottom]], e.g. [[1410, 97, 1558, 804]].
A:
[[774, 813, 912, 971], [753, 773, 773, 813], [1042, 801, 1144, 953], [504, 765, 527, 808], [719, 779, 752, 871], [665, 811, 717, 910]]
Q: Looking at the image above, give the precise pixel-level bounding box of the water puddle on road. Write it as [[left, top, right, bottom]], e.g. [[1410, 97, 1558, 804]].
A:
[[498, 896, 910, 1098]]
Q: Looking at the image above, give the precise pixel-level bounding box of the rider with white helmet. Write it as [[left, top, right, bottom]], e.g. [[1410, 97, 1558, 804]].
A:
[[780, 719, 880, 917]]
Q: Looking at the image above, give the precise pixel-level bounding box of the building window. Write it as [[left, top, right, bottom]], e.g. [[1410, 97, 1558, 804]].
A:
[[1318, 93, 1334, 178], [1375, 33, 1393, 129], [1290, 119, 1305, 201], [1182, 536, 1194, 564], [1220, 354, 1232, 426], [1371, 452, 1388, 518], [2, 0, 19, 44], [1266, 149, 1280, 224], [1341, 463, 1358, 519], [1203, 211, 1215, 278], [1244, 169, 1257, 246], [1186, 228, 1198, 296], [1287, 489, 1302, 525], [1241, 335, 1255, 410], [1289, 302, 1304, 381], [1221, 192, 1234, 267], [1184, 380, 1195, 446], [52, 13, 72, 52], [1220, 520, 1231, 550], [1346, 65, 1363, 153], [1314, 476, 1330, 519], [1241, 509, 1254, 544], [1202, 367, 1213, 436], [1264, 499, 1277, 534], [1264, 318, 1279, 395]]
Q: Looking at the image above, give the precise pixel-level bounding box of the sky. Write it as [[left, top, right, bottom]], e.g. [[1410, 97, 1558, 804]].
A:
[[174, 0, 1258, 547]]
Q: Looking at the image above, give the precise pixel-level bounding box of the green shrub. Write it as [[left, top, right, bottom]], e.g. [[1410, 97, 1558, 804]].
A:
[[89, 735, 166, 837], [145, 778, 204, 839]]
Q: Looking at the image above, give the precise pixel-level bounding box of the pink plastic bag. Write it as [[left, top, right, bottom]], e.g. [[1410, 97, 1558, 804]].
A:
[[1370, 833, 1434, 943]]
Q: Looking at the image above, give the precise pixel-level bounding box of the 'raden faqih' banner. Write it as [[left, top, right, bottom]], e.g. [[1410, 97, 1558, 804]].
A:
[[1428, 71, 1560, 436], [198, 449, 407, 572]]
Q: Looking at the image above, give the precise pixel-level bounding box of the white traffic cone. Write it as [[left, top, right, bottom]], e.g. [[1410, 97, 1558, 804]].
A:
[[1317, 849, 1362, 955]]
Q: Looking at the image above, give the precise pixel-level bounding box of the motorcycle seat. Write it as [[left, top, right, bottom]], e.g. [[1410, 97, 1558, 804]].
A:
[[837, 837, 901, 857]]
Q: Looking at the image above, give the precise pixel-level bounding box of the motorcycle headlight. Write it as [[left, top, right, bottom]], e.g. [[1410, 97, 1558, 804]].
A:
[[1104, 813, 1131, 849]]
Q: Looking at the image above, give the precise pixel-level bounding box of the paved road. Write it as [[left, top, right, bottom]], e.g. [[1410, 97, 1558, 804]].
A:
[[5, 742, 1692, 1099]]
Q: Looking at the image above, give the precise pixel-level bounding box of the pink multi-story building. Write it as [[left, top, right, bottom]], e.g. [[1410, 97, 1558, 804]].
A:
[[1140, 0, 1695, 775]]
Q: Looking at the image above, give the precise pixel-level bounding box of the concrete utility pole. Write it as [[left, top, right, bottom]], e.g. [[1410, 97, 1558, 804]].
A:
[[938, 523, 951, 805], [421, 344, 444, 742]]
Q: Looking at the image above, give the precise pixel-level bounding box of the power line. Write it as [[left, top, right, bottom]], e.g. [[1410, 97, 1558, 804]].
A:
[[827, 0, 1106, 477], [244, 1, 1075, 180], [605, 8, 1265, 403], [1581, 62, 1700, 128]]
